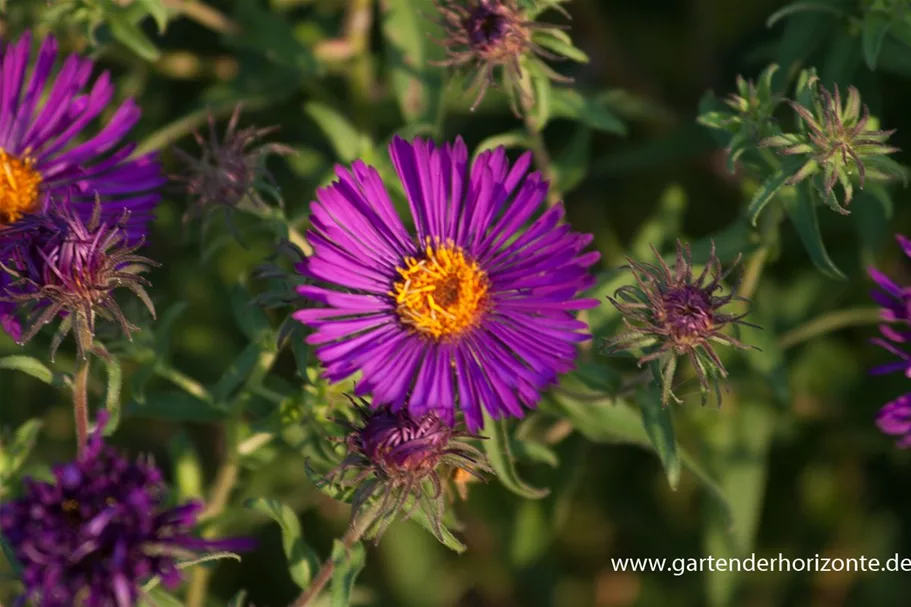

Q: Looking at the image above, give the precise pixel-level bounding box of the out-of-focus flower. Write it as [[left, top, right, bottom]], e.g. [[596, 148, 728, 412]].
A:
[[0, 412, 254, 607], [317, 398, 489, 541], [867, 234, 911, 447], [171, 105, 294, 223], [604, 241, 756, 405], [0, 200, 157, 359], [761, 76, 903, 214], [0, 31, 164, 338], [433, 0, 574, 114], [293, 136, 599, 431]]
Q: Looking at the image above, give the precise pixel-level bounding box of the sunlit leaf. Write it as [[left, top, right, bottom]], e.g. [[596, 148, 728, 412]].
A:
[[481, 410, 549, 499], [245, 498, 320, 590], [331, 540, 366, 607]]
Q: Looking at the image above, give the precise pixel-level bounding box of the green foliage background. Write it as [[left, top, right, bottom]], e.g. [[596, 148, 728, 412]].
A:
[[3, 0, 911, 606]]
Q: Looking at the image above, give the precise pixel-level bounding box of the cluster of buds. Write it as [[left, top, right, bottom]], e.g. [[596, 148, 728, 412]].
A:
[[761, 72, 903, 214], [603, 241, 757, 405], [697, 64, 783, 171], [315, 398, 490, 542], [0, 412, 253, 607], [172, 105, 294, 224], [0, 199, 157, 360], [433, 0, 576, 115]]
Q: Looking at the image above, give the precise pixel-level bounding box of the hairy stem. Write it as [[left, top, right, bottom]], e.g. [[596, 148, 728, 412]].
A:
[[288, 505, 379, 607], [778, 307, 883, 350], [521, 96, 560, 206], [73, 356, 91, 456]]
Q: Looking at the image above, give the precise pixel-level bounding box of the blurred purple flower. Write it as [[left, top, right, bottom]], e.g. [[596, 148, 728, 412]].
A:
[[318, 398, 489, 541], [868, 234, 911, 447], [0, 200, 157, 359], [293, 136, 599, 431], [0, 412, 254, 607], [0, 31, 165, 339]]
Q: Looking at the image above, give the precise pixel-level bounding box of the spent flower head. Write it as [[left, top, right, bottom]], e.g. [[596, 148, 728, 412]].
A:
[[761, 73, 904, 214], [172, 105, 294, 224], [315, 398, 490, 543], [0, 412, 254, 607], [433, 0, 575, 115], [867, 234, 911, 447], [0, 199, 157, 360], [603, 240, 757, 405]]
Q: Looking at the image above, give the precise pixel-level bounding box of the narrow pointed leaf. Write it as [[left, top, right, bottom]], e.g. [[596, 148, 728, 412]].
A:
[[784, 185, 847, 279], [637, 383, 681, 489], [862, 12, 892, 70], [245, 498, 320, 590], [481, 410, 549, 499], [330, 539, 366, 607]]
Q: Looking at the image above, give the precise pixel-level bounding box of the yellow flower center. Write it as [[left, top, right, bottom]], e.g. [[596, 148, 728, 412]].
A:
[[0, 149, 42, 226], [392, 240, 490, 339]]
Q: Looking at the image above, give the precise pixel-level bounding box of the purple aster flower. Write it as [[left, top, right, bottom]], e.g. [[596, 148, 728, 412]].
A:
[[432, 0, 572, 114], [0, 31, 164, 338], [867, 234, 911, 447], [317, 398, 489, 541], [0, 199, 157, 359], [603, 240, 756, 405], [292, 136, 600, 431], [0, 412, 254, 607]]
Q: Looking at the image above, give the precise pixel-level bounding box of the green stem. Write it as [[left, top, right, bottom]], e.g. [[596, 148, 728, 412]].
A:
[[134, 97, 269, 156], [186, 348, 278, 607], [288, 505, 379, 607], [163, 0, 241, 35], [73, 356, 91, 456], [778, 307, 883, 350], [520, 96, 559, 206], [154, 364, 213, 403]]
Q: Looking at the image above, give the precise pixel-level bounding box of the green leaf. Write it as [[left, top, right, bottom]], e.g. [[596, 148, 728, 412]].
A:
[[481, 409, 549, 499], [472, 131, 531, 159], [766, 1, 845, 28], [636, 384, 681, 489], [783, 185, 846, 279], [139, 588, 183, 607], [0, 535, 21, 576], [549, 89, 626, 134], [532, 30, 589, 63], [553, 127, 591, 194], [100, 353, 123, 436], [330, 540, 367, 607], [739, 310, 790, 406], [231, 0, 319, 75], [136, 0, 167, 32], [305, 102, 368, 163], [126, 391, 228, 422], [381, 0, 441, 124], [169, 432, 204, 502], [106, 12, 160, 61], [245, 498, 320, 590], [703, 402, 775, 607], [0, 355, 56, 384], [406, 497, 468, 553], [211, 343, 266, 404], [227, 591, 249, 607], [544, 390, 734, 527], [229, 284, 272, 344], [1, 419, 43, 479], [747, 170, 792, 225], [862, 12, 892, 70], [853, 185, 893, 262]]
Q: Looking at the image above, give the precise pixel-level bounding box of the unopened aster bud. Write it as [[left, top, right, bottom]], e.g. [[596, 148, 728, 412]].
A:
[[172, 105, 294, 223], [433, 0, 573, 115], [318, 398, 490, 542], [0, 200, 157, 360], [604, 241, 757, 405], [761, 77, 903, 214], [0, 412, 254, 607]]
